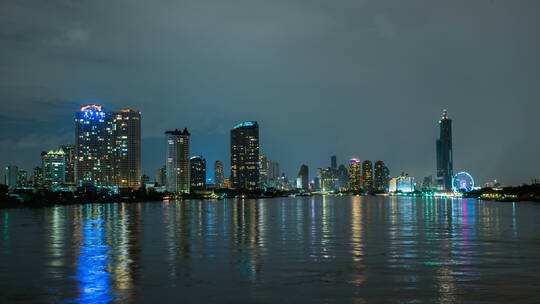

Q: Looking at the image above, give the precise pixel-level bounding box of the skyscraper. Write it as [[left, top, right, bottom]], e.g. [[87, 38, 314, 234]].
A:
[[190, 155, 206, 190], [42, 149, 66, 186], [374, 160, 389, 192], [74, 105, 141, 187], [259, 155, 269, 187], [59, 145, 75, 184], [156, 165, 167, 187], [165, 128, 190, 194], [214, 160, 224, 188], [348, 159, 361, 191], [111, 109, 142, 188], [337, 164, 349, 190], [75, 105, 112, 186], [230, 121, 260, 191], [297, 164, 309, 190], [331, 155, 337, 171], [436, 110, 453, 191], [362, 160, 373, 192]]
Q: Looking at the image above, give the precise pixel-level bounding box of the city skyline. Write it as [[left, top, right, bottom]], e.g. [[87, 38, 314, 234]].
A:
[[1, 1, 540, 185]]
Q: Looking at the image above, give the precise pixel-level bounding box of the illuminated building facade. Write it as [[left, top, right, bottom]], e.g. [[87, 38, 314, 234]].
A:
[[190, 155, 206, 190], [165, 128, 190, 194], [396, 173, 415, 193], [374, 160, 389, 192], [348, 159, 361, 191], [214, 160, 224, 188], [318, 167, 336, 191], [362, 160, 373, 192], [75, 105, 141, 187], [42, 149, 66, 185], [436, 110, 453, 191], [111, 109, 141, 188], [75, 105, 112, 186], [297, 164, 309, 190], [230, 121, 260, 191]]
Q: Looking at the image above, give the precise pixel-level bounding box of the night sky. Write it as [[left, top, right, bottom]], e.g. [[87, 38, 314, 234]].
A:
[[1, 0, 539, 185]]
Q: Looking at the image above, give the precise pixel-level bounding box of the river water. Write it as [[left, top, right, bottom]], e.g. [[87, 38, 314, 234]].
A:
[[1, 196, 539, 303]]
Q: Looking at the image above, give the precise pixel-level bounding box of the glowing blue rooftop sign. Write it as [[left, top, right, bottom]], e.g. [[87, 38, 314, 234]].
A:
[[233, 121, 257, 129]]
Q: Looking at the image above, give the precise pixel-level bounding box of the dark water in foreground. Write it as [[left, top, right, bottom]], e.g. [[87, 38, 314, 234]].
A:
[[1, 196, 540, 303]]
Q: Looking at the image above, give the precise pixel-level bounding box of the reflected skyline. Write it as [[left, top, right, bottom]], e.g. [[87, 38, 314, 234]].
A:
[[0, 197, 539, 303]]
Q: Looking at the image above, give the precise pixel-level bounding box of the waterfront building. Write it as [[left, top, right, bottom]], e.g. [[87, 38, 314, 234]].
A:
[[74, 105, 141, 187], [331, 155, 337, 171], [2, 165, 19, 189], [337, 164, 349, 190], [156, 165, 166, 187], [259, 155, 269, 187], [223, 178, 231, 189], [297, 164, 309, 190], [111, 109, 142, 188], [396, 173, 415, 193], [32, 166, 43, 186], [165, 128, 190, 194], [436, 110, 453, 191], [42, 149, 66, 186], [190, 155, 206, 190], [348, 159, 361, 191], [214, 160, 224, 188], [422, 175, 434, 191], [17, 169, 28, 187], [362, 160, 373, 192], [230, 121, 260, 191], [59, 145, 75, 184], [374, 161, 389, 192], [389, 177, 398, 192], [319, 167, 337, 192], [268, 161, 280, 187]]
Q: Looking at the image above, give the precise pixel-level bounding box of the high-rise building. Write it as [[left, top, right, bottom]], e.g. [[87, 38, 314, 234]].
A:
[[318, 168, 336, 192], [75, 105, 112, 186], [156, 165, 167, 186], [17, 169, 28, 187], [111, 109, 142, 188], [337, 164, 349, 190], [362, 160, 373, 192], [331, 155, 337, 171], [74, 105, 141, 187], [190, 155, 206, 190], [230, 121, 260, 191], [348, 159, 361, 191], [374, 161, 389, 192], [268, 161, 280, 187], [436, 110, 453, 191], [259, 155, 269, 187], [297, 164, 309, 190], [32, 166, 43, 186], [165, 128, 190, 194], [41, 149, 66, 186], [214, 160, 224, 188], [59, 145, 75, 184], [2, 165, 19, 189]]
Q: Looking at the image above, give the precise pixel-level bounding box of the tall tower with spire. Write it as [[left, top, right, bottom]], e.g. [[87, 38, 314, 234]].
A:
[[436, 110, 453, 191]]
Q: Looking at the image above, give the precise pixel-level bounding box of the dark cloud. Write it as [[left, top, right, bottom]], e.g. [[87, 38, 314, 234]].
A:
[[1, 0, 539, 185]]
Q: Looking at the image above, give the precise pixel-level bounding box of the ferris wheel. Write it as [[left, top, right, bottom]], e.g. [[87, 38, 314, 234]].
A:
[[452, 171, 475, 192]]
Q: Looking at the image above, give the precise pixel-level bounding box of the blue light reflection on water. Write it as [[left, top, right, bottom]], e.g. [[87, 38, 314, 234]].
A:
[[67, 208, 113, 304]]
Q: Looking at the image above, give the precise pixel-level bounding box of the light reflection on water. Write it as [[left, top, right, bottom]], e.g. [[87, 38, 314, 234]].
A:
[[0, 197, 540, 303]]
